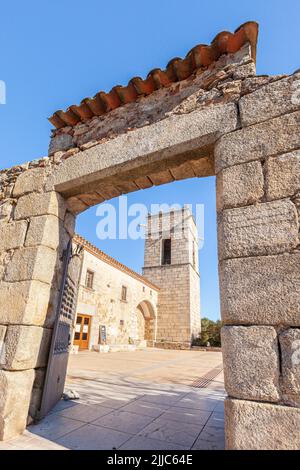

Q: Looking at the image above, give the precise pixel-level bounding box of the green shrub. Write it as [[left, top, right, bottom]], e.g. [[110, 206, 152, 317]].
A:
[[193, 317, 222, 347]]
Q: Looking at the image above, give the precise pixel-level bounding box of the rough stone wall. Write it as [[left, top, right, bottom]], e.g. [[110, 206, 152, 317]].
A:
[[0, 158, 76, 439], [216, 71, 300, 450], [74, 247, 158, 349], [143, 209, 201, 347]]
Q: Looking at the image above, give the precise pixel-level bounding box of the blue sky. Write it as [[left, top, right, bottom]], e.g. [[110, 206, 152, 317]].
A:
[[1, 0, 299, 320]]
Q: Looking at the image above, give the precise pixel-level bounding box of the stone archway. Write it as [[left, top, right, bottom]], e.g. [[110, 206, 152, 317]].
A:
[[1, 23, 300, 448], [136, 300, 157, 345]]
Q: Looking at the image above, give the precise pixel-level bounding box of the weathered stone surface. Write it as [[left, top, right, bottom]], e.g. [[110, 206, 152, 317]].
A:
[[0, 280, 53, 326], [25, 214, 63, 250], [4, 326, 51, 371], [0, 220, 28, 252], [215, 110, 300, 172], [266, 151, 300, 200], [48, 133, 74, 156], [64, 211, 76, 237], [220, 253, 300, 326], [225, 398, 300, 450], [28, 368, 46, 421], [222, 326, 280, 402], [14, 191, 67, 221], [0, 200, 15, 222], [5, 245, 58, 284], [0, 369, 34, 440], [66, 196, 89, 215], [13, 167, 46, 197], [219, 200, 299, 259], [216, 161, 264, 210], [232, 62, 256, 80], [279, 329, 300, 407], [0, 326, 6, 366], [46, 103, 238, 194], [240, 73, 300, 127]]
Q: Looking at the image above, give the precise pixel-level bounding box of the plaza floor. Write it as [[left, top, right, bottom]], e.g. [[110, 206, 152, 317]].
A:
[[0, 348, 225, 450]]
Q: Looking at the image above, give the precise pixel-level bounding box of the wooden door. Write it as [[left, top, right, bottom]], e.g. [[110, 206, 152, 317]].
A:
[[74, 314, 91, 350]]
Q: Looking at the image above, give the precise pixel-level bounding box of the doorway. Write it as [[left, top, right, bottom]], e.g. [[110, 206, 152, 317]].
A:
[[74, 314, 91, 350]]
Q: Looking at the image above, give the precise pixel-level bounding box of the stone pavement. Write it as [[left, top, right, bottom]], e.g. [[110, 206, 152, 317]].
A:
[[0, 349, 225, 450]]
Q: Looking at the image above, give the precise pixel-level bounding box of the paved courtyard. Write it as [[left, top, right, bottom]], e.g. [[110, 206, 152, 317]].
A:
[[0, 349, 225, 450]]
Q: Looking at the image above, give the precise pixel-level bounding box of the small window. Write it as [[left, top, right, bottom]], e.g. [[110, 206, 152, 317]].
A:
[[121, 285, 127, 301], [162, 239, 171, 265], [85, 270, 94, 289], [142, 286, 146, 293], [120, 319, 125, 327]]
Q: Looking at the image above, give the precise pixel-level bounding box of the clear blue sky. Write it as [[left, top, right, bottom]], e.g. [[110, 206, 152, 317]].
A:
[[1, 1, 299, 320]]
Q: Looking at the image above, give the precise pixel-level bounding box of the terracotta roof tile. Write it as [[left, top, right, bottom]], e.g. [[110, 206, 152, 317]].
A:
[[49, 21, 258, 129], [74, 234, 160, 291]]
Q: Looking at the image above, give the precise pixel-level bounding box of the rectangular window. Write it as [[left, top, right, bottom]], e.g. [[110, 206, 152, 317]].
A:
[[85, 270, 94, 289], [162, 239, 171, 265], [121, 285, 127, 301]]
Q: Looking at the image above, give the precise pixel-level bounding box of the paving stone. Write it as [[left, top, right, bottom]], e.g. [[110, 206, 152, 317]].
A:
[[119, 435, 187, 450], [139, 417, 201, 447], [93, 410, 154, 434], [28, 414, 84, 440], [161, 407, 211, 426], [56, 423, 130, 450], [58, 403, 113, 423]]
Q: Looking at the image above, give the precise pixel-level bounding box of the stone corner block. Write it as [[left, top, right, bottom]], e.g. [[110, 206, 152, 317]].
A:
[[5, 245, 59, 284], [216, 160, 264, 211], [221, 326, 280, 402], [220, 252, 300, 326], [225, 398, 300, 450], [0, 220, 28, 252], [13, 167, 47, 198], [0, 280, 54, 326], [0, 369, 34, 441], [4, 325, 52, 371], [239, 74, 300, 128], [219, 200, 299, 260], [266, 151, 300, 201], [14, 191, 67, 221], [279, 328, 300, 407], [215, 110, 300, 172]]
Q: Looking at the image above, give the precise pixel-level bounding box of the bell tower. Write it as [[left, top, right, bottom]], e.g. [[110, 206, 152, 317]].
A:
[[143, 207, 201, 348]]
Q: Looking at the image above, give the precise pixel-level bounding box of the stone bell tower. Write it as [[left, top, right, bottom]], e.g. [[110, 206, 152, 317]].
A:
[[143, 207, 201, 348]]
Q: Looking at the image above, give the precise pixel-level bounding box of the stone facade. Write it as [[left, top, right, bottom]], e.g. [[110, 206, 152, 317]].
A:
[[0, 27, 299, 449], [73, 236, 158, 351], [143, 208, 201, 348]]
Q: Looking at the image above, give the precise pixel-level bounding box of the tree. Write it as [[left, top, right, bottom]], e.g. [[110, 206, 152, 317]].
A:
[[193, 317, 222, 347]]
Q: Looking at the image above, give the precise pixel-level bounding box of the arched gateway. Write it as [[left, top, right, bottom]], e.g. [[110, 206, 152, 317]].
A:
[[0, 21, 300, 449]]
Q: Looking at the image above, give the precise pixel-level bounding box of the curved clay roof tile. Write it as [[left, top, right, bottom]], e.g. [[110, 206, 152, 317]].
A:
[[49, 21, 259, 129]]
